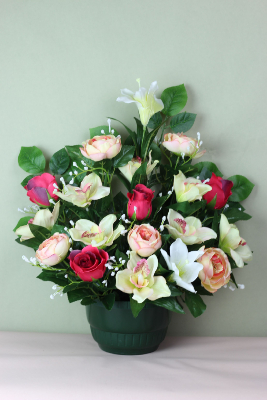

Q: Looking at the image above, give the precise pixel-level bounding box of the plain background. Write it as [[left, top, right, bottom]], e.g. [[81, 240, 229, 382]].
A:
[[0, 0, 266, 337]]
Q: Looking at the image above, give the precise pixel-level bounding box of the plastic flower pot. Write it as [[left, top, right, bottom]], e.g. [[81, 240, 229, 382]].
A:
[[86, 301, 170, 355]]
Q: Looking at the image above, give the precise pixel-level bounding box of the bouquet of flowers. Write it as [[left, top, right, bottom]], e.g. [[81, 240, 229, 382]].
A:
[[14, 80, 254, 318]]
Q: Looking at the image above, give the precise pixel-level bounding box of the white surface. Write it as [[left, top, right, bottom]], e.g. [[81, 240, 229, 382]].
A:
[[0, 332, 266, 399]]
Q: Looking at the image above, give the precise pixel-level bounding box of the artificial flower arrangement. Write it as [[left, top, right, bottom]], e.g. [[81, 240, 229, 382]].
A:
[[14, 80, 254, 319]]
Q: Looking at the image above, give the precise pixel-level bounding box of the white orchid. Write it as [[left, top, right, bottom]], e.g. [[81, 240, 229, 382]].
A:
[[15, 201, 60, 241], [173, 170, 212, 203], [69, 215, 125, 247], [116, 252, 171, 303], [118, 151, 159, 182], [165, 208, 217, 245], [117, 80, 164, 127], [54, 173, 110, 208], [160, 238, 204, 293], [219, 214, 252, 268]]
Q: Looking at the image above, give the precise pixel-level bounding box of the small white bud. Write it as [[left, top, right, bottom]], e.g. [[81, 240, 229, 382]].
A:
[[122, 260, 126, 265], [196, 176, 200, 180], [73, 162, 78, 167], [52, 285, 58, 290], [159, 207, 162, 211], [60, 177, 66, 186], [238, 208, 242, 211], [64, 227, 68, 231], [162, 216, 166, 222], [85, 207, 89, 212], [102, 279, 107, 284], [111, 272, 115, 276], [158, 193, 162, 197], [115, 267, 119, 271], [101, 129, 105, 134], [125, 219, 130, 224], [74, 170, 78, 175], [69, 238, 72, 243], [120, 214, 126, 221], [117, 135, 121, 139], [69, 172, 73, 176], [203, 178, 210, 184], [49, 199, 56, 205], [238, 284, 245, 289], [229, 286, 235, 291], [24, 207, 29, 212], [160, 225, 164, 232], [126, 250, 130, 256], [168, 191, 172, 195], [134, 206, 137, 212], [223, 285, 228, 288], [69, 179, 74, 184], [199, 140, 203, 146], [18, 208, 25, 213], [171, 186, 174, 192], [60, 293, 63, 297], [65, 274, 68, 278], [197, 132, 200, 140], [111, 129, 114, 134], [22, 255, 30, 263], [50, 295, 54, 300], [30, 257, 36, 265], [81, 160, 86, 166], [69, 248, 72, 252], [107, 118, 111, 133], [119, 257, 122, 262], [69, 220, 74, 226], [181, 152, 185, 159], [84, 167, 88, 170]]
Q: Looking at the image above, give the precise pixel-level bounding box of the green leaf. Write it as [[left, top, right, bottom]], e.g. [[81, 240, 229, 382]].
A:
[[67, 289, 90, 303], [193, 162, 223, 179], [170, 112, 197, 133], [49, 148, 70, 175], [13, 216, 32, 232], [18, 146, 46, 174], [147, 112, 163, 129], [28, 224, 51, 241], [150, 141, 162, 161], [130, 297, 147, 318], [100, 293, 116, 310], [150, 297, 185, 314], [112, 192, 128, 213], [15, 237, 41, 251], [167, 283, 183, 297], [90, 125, 119, 138], [223, 208, 252, 223], [230, 271, 238, 288], [81, 297, 97, 306], [228, 175, 254, 202], [21, 175, 35, 187], [170, 200, 206, 217], [185, 292, 206, 317], [194, 284, 213, 296], [134, 117, 144, 151], [51, 224, 68, 235], [114, 170, 131, 192], [124, 135, 134, 146], [37, 270, 68, 286], [161, 84, 188, 116], [107, 117, 138, 149], [131, 162, 147, 190], [229, 257, 239, 269], [152, 195, 169, 215], [113, 145, 135, 168], [115, 249, 128, 263], [141, 125, 161, 160]]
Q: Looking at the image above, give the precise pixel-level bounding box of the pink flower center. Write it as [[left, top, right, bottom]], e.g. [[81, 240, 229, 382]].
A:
[[133, 259, 150, 275], [239, 240, 247, 246], [139, 227, 153, 241], [174, 218, 187, 234], [81, 231, 98, 238], [130, 259, 150, 288], [211, 254, 224, 275]]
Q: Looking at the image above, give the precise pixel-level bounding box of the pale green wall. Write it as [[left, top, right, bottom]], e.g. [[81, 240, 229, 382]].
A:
[[0, 0, 266, 336]]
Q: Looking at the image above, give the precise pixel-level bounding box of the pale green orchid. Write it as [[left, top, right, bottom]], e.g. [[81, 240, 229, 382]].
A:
[[54, 173, 110, 208], [174, 171, 212, 203], [118, 151, 159, 182], [116, 252, 171, 303], [69, 215, 125, 247], [117, 80, 164, 127], [219, 214, 252, 268], [161, 238, 204, 293], [15, 201, 60, 241]]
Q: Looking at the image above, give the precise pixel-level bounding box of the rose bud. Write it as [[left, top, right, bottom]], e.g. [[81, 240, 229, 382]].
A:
[[203, 173, 234, 209], [69, 246, 109, 282], [80, 135, 121, 162], [127, 184, 154, 220], [197, 247, 231, 293], [25, 173, 59, 207], [162, 133, 205, 159], [36, 233, 70, 266], [128, 224, 162, 257]]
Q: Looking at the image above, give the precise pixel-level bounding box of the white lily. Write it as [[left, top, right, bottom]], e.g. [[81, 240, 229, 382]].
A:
[[69, 215, 125, 247], [54, 173, 110, 208], [15, 201, 60, 241], [165, 208, 217, 245], [160, 238, 204, 293], [117, 80, 164, 127], [219, 214, 252, 268], [116, 252, 171, 303]]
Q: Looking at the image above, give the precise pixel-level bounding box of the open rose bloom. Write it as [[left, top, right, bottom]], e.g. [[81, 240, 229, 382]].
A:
[[15, 80, 254, 323]]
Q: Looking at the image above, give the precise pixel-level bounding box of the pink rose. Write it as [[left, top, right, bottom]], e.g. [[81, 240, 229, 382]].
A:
[[203, 173, 234, 209], [25, 173, 59, 207], [197, 247, 231, 293], [80, 135, 121, 162], [128, 224, 162, 257], [127, 184, 154, 220], [162, 133, 205, 159], [36, 233, 70, 266], [69, 246, 109, 282]]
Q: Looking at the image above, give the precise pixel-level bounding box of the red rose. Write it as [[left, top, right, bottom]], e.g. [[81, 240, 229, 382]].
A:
[[69, 246, 109, 282], [25, 173, 59, 207], [203, 173, 234, 209], [127, 184, 154, 220]]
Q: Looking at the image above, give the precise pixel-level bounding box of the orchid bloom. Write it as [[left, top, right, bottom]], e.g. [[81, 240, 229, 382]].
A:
[[116, 252, 171, 303], [54, 173, 110, 208], [165, 208, 217, 245], [118, 151, 159, 183], [174, 170, 212, 202], [15, 201, 60, 241], [219, 214, 252, 267], [160, 238, 204, 293], [69, 215, 125, 247], [117, 80, 164, 127]]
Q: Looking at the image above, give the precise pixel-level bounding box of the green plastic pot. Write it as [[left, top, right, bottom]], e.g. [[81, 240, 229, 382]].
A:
[[86, 301, 170, 355]]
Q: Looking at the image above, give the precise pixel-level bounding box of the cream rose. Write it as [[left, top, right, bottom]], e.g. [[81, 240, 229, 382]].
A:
[[36, 233, 70, 266], [128, 224, 162, 257], [80, 135, 121, 162], [162, 133, 205, 159], [197, 247, 231, 293]]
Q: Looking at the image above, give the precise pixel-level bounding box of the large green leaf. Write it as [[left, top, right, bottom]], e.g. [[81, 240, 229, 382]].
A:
[[114, 170, 131, 192], [21, 175, 35, 187], [28, 224, 51, 241], [150, 142, 162, 161], [193, 162, 223, 179], [67, 289, 90, 303], [161, 84, 188, 116], [185, 292, 206, 317], [150, 297, 185, 314], [18, 146, 46, 174], [37, 270, 68, 286], [147, 112, 163, 129], [100, 293, 116, 310], [170, 200, 206, 217], [51, 224, 68, 235], [223, 208, 252, 223], [113, 145, 135, 168], [228, 175, 254, 202], [15, 237, 41, 251], [170, 112, 197, 133], [80, 297, 97, 306], [49, 148, 70, 175], [152, 195, 169, 215], [130, 297, 147, 318]]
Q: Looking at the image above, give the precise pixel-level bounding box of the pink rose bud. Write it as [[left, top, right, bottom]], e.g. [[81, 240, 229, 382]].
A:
[[25, 173, 59, 207], [127, 184, 154, 220], [36, 233, 70, 266], [162, 133, 205, 159], [80, 135, 122, 162], [127, 224, 162, 257]]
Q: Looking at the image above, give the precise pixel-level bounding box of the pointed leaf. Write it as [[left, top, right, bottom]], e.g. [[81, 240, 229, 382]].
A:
[[161, 84, 188, 116], [18, 146, 46, 174], [170, 112, 197, 133]]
